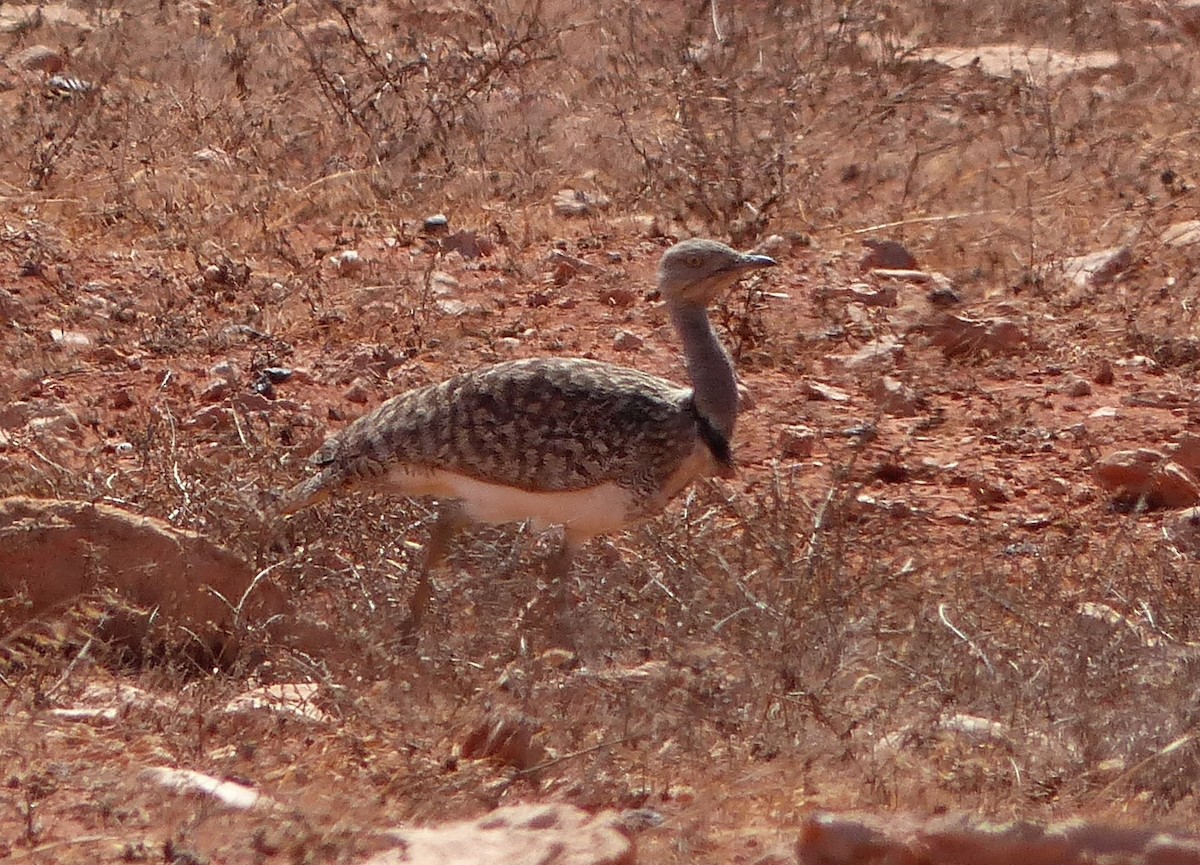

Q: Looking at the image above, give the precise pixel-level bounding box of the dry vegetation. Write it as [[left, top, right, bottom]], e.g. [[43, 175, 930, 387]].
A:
[[4, 0, 1200, 861]]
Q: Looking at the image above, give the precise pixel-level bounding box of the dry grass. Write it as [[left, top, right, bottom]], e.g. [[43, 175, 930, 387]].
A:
[[4, 0, 1200, 861]]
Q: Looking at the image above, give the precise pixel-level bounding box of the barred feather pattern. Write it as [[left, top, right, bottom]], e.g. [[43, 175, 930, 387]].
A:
[[279, 357, 721, 519]]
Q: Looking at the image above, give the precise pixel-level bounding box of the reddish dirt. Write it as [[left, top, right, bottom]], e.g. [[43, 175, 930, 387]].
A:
[[4, 1, 1200, 862]]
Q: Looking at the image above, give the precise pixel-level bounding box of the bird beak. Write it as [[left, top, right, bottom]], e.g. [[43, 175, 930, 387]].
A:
[[735, 253, 778, 270]]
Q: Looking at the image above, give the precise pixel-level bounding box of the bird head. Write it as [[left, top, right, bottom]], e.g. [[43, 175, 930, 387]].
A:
[[656, 238, 777, 306]]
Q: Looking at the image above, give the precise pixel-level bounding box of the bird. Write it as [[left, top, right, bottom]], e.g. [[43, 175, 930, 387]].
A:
[[277, 238, 777, 636]]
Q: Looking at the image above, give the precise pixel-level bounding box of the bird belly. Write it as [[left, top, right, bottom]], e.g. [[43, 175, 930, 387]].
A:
[[384, 465, 633, 539]]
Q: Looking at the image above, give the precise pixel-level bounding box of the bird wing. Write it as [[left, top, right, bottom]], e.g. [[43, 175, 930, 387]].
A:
[[307, 357, 704, 497]]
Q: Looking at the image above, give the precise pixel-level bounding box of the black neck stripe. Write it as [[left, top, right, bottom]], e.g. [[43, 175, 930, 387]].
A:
[[690, 404, 733, 468]]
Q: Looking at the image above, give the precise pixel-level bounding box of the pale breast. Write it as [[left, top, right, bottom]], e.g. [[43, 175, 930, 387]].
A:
[[384, 464, 634, 541]]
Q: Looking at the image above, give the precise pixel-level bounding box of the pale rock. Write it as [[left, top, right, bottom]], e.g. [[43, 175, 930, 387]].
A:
[[1093, 449, 1200, 509], [423, 214, 450, 235], [193, 147, 233, 167], [1163, 220, 1200, 247], [803, 381, 852, 402], [552, 188, 611, 218], [1055, 245, 1132, 288], [1165, 507, 1200, 558], [613, 330, 643, 351], [0, 497, 303, 659], [824, 336, 904, 370], [329, 249, 365, 275], [1061, 376, 1092, 398], [870, 376, 922, 416], [779, 424, 818, 458], [50, 328, 92, 349], [225, 683, 330, 723], [142, 767, 265, 811], [209, 360, 240, 382], [10, 44, 65, 74], [736, 382, 755, 412], [817, 281, 897, 307], [919, 314, 1028, 358]]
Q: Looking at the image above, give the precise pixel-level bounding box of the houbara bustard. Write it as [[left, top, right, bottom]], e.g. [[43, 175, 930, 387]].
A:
[[278, 238, 777, 635]]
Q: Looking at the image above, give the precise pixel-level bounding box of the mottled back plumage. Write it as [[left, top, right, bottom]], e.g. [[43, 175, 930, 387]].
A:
[[281, 356, 721, 517]]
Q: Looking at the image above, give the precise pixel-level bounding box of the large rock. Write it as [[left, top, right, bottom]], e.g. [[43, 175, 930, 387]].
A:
[[364, 804, 635, 865], [0, 497, 302, 661], [1092, 450, 1200, 509]]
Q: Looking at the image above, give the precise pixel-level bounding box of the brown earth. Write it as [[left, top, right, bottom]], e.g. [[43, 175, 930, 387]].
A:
[[4, 0, 1200, 862]]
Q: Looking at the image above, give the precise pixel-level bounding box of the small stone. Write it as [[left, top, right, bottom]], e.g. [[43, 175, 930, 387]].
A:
[[736, 383, 755, 411], [50, 328, 92, 349], [920, 314, 1028, 358], [780, 424, 818, 458], [818, 281, 898, 307], [496, 337, 522, 351], [263, 367, 293, 384], [199, 379, 231, 402], [599, 285, 638, 308], [11, 45, 66, 74], [422, 214, 450, 235], [860, 238, 918, 271], [551, 188, 610, 218], [193, 147, 232, 167], [1062, 376, 1092, 398], [441, 230, 492, 259], [824, 337, 903, 371], [613, 330, 643, 351], [803, 381, 852, 402], [209, 361, 240, 382], [112, 305, 137, 323], [111, 389, 134, 410], [1165, 507, 1200, 557], [328, 249, 364, 275], [871, 376, 922, 416], [928, 283, 962, 307], [344, 379, 371, 404], [1093, 359, 1115, 385], [187, 405, 232, 429], [1056, 245, 1132, 288]]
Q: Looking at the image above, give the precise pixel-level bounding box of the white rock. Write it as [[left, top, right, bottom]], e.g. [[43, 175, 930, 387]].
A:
[[141, 767, 265, 810]]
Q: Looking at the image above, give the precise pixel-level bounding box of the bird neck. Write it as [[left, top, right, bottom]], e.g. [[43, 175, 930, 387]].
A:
[[669, 301, 738, 440]]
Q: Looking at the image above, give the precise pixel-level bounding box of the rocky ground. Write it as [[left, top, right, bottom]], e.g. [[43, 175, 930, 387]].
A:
[[5, 1, 1200, 862]]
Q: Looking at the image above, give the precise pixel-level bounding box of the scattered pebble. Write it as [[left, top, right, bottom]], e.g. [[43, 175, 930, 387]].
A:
[[423, 213, 450, 235], [552, 188, 610, 218], [612, 330, 643, 351], [860, 238, 918, 271], [344, 379, 371, 404], [780, 424, 818, 458], [328, 249, 364, 275], [1061, 376, 1092, 398]]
